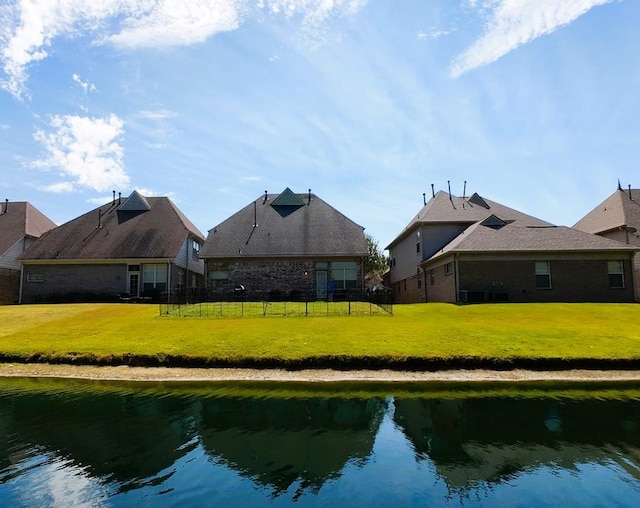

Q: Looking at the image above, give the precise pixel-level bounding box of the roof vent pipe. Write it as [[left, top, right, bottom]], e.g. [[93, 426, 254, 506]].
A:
[[629, 185, 632, 200], [2, 198, 7, 214], [263, 190, 268, 203], [447, 180, 452, 200], [308, 189, 311, 204], [253, 201, 257, 227], [97, 209, 102, 229], [431, 184, 435, 198], [112, 190, 115, 205], [118, 192, 121, 205], [423, 193, 426, 205], [463, 180, 467, 199]]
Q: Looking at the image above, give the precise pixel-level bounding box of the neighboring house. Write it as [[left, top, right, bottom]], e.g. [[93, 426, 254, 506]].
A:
[[200, 188, 368, 300], [386, 191, 551, 303], [0, 200, 56, 304], [423, 215, 636, 303], [18, 191, 205, 303], [387, 190, 637, 303], [573, 186, 640, 298]]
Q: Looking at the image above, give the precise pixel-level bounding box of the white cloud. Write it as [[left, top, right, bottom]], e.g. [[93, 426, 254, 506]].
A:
[[32, 113, 129, 192], [451, 0, 614, 78], [1, 0, 368, 99], [41, 181, 75, 192], [0, 123, 8, 129], [72, 73, 97, 93]]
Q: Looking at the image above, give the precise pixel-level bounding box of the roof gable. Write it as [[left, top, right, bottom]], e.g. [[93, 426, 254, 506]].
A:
[[425, 221, 637, 264], [20, 195, 204, 261], [0, 201, 56, 255], [574, 188, 640, 234], [118, 190, 151, 212], [387, 190, 551, 249], [271, 187, 306, 217], [202, 189, 367, 258]]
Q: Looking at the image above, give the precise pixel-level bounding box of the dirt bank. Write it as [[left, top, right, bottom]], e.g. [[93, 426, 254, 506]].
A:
[[2, 363, 640, 382]]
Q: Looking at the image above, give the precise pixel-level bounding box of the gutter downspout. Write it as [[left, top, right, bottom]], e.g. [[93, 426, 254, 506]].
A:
[[454, 253, 460, 302]]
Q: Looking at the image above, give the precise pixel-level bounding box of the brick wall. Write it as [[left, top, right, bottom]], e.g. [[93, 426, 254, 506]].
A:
[[21, 264, 128, 303], [458, 257, 635, 303], [0, 268, 20, 304]]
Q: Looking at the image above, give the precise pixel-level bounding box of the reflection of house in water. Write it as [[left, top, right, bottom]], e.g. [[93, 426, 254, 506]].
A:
[[199, 396, 387, 498], [1, 386, 201, 491], [393, 396, 640, 490]]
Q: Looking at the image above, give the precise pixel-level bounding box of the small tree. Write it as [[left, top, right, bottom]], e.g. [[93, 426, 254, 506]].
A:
[[363, 234, 388, 277]]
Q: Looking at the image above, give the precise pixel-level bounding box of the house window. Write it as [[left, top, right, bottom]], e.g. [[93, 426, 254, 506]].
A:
[[331, 261, 358, 290], [143, 264, 168, 293], [608, 260, 625, 288], [416, 242, 421, 254], [430, 270, 435, 285], [192, 240, 200, 259], [177, 268, 185, 290], [27, 272, 44, 282], [208, 270, 228, 281], [191, 274, 197, 288], [535, 261, 551, 289], [444, 262, 453, 276], [417, 271, 422, 288]]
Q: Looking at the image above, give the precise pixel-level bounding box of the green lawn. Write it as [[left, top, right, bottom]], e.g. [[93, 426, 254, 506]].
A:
[[0, 302, 639, 367]]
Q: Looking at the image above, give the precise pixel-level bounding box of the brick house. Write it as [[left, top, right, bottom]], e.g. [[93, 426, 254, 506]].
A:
[[573, 186, 640, 298], [387, 190, 637, 303], [386, 190, 552, 303], [423, 215, 637, 303], [200, 188, 368, 300], [18, 191, 205, 303], [0, 200, 56, 304]]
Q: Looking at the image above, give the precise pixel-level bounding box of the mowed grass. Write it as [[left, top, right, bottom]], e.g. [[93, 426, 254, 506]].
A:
[[0, 302, 639, 365]]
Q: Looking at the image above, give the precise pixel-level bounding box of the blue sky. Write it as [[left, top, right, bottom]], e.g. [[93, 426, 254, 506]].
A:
[[1, 0, 638, 248]]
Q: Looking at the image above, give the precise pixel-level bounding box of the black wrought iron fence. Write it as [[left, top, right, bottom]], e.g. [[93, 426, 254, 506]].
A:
[[159, 288, 393, 317]]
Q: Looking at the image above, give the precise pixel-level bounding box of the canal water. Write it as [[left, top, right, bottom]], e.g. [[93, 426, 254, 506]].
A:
[[1, 378, 640, 507]]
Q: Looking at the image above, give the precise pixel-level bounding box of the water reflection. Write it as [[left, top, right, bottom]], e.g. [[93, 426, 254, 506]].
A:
[[1, 379, 640, 506]]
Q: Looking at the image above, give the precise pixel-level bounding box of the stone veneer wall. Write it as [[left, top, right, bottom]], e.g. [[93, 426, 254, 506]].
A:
[[206, 258, 364, 299]]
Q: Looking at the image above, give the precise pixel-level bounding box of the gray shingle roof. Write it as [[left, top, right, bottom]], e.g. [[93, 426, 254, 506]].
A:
[[19, 193, 204, 261], [0, 201, 56, 254], [201, 189, 367, 258], [573, 188, 640, 234], [387, 191, 551, 249], [426, 220, 637, 263]]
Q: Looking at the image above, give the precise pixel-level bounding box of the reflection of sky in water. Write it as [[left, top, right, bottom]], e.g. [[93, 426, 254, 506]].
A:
[[1, 381, 640, 506]]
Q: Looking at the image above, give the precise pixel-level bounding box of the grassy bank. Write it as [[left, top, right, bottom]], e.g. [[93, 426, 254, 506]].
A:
[[0, 302, 639, 369]]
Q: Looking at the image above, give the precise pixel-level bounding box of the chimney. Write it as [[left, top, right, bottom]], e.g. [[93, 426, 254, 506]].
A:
[[118, 192, 121, 205], [431, 184, 435, 198], [112, 190, 116, 205], [423, 193, 426, 205], [308, 188, 311, 204]]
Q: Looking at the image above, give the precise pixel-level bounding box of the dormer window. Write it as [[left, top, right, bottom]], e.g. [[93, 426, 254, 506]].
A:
[[192, 240, 200, 259]]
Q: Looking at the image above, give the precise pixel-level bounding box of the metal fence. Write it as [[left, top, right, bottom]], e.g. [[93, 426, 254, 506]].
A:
[[159, 289, 393, 318]]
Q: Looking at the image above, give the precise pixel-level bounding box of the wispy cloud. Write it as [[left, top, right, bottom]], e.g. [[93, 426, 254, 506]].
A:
[[72, 73, 97, 93], [0, 0, 368, 100], [451, 0, 614, 78], [32, 114, 128, 192]]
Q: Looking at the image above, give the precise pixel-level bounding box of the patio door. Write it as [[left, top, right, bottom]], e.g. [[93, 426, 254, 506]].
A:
[[316, 270, 327, 300], [128, 266, 140, 297]]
